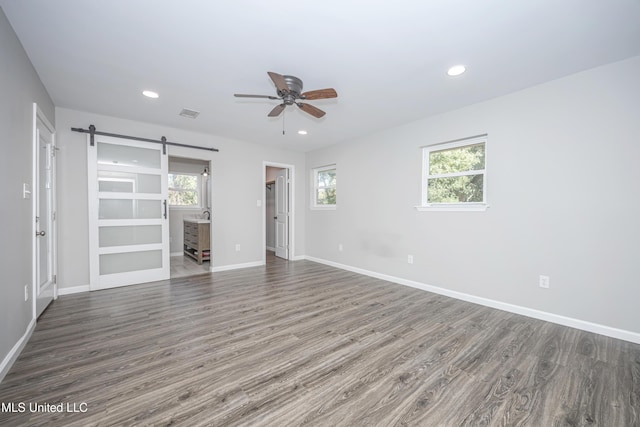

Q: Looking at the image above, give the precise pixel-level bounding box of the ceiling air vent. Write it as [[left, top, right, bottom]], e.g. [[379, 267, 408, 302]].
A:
[[179, 108, 200, 119]]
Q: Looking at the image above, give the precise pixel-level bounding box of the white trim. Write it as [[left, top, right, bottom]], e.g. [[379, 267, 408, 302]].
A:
[[262, 162, 296, 263], [57, 285, 91, 295], [420, 135, 487, 209], [310, 164, 337, 210], [0, 319, 36, 383], [170, 251, 184, 257], [266, 246, 276, 252], [31, 105, 38, 320], [303, 256, 640, 345], [211, 261, 264, 272], [415, 203, 489, 212], [32, 103, 58, 318]]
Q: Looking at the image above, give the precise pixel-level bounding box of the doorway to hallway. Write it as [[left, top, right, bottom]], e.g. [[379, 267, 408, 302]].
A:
[[263, 162, 295, 262]]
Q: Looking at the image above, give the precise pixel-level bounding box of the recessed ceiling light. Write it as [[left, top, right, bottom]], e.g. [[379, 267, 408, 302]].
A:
[[447, 65, 466, 76], [142, 90, 159, 98], [298, 130, 308, 135]]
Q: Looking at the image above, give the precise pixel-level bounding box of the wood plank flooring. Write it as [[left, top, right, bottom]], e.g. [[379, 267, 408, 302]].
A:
[[1, 254, 638, 426]]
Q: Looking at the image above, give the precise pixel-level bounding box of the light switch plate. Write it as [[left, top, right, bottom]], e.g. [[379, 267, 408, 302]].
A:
[[23, 183, 31, 199]]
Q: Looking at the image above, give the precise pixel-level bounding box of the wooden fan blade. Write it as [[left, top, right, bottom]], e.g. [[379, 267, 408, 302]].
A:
[[234, 94, 279, 100], [297, 103, 326, 118], [267, 72, 290, 94], [301, 88, 337, 100], [268, 104, 286, 117]]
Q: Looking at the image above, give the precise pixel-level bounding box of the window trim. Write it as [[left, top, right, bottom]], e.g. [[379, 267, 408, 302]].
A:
[[168, 172, 202, 209], [311, 164, 337, 210], [416, 135, 488, 212]]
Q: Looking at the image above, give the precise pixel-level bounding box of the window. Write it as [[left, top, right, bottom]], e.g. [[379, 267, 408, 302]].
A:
[[417, 135, 487, 211], [168, 173, 200, 208], [311, 165, 336, 209]]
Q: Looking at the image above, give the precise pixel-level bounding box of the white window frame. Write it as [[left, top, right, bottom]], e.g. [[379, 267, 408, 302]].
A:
[[168, 172, 202, 209], [416, 135, 488, 212], [311, 164, 337, 210]]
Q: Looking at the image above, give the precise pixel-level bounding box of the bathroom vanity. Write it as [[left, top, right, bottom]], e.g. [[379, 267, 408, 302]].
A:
[[183, 218, 210, 264]]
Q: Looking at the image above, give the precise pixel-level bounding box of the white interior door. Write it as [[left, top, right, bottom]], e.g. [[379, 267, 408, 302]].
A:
[[275, 168, 289, 259], [35, 108, 56, 317], [88, 135, 170, 290]]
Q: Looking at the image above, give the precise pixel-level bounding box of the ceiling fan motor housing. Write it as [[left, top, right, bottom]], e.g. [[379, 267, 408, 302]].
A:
[[281, 75, 303, 103]]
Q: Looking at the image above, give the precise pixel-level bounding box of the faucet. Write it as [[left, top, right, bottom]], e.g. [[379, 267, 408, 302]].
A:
[[202, 210, 211, 220]]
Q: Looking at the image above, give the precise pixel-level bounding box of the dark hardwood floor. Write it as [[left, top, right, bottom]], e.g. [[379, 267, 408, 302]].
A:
[[1, 254, 638, 426]]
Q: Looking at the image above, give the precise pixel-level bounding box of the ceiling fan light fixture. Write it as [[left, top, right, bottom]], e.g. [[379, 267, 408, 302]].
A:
[[142, 90, 159, 98], [447, 65, 466, 77], [298, 130, 308, 135], [235, 72, 337, 119]]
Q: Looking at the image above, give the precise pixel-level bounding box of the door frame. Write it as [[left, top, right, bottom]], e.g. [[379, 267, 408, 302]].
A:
[[262, 161, 295, 263], [32, 103, 57, 319], [166, 154, 214, 273]]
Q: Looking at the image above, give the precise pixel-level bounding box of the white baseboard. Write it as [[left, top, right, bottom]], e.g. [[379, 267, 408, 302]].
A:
[[0, 318, 36, 383], [57, 284, 90, 296], [290, 255, 306, 261], [266, 246, 275, 252], [211, 261, 265, 272], [170, 252, 184, 257], [304, 256, 640, 345]]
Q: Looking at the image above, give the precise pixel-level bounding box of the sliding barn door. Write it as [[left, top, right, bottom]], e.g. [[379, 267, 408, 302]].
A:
[[88, 135, 170, 290]]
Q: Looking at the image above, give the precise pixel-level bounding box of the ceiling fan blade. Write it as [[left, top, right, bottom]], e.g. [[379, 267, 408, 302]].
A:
[[267, 72, 290, 94], [301, 88, 338, 100], [297, 103, 326, 118], [268, 104, 286, 117], [234, 94, 279, 100]]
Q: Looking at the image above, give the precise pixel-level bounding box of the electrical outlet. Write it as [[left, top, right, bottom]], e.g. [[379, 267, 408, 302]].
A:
[[235, 244, 241, 251], [539, 275, 550, 289], [338, 244, 343, 252], [24, 285, 29, 301], [408, 255, 414, 264]]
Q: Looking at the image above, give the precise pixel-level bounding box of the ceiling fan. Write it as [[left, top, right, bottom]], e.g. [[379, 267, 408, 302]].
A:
[[234, 72, 337, 118]]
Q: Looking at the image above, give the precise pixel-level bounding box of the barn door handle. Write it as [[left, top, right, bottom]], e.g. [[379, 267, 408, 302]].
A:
[[163, 200, 167, 219]]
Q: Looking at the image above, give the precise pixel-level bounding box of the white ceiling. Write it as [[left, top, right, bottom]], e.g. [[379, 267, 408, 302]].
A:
[[2, 0, 640, 152]]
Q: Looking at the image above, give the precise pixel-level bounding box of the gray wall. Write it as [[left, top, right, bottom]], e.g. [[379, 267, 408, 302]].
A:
[[55, 107, 306, 290], [305, 55, 640, 335], [0, 8, 55, 374]]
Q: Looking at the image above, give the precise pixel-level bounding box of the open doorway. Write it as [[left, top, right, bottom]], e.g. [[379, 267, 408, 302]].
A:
[[263, 162, 295, 262], [168, 156, 212, 278]]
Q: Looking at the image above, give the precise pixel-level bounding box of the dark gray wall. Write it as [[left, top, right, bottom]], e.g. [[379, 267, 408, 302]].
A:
[[0, 7, 55, 377]]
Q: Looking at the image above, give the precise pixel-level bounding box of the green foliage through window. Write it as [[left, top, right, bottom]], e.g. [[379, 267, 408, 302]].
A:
[[313, 166, 336, 207], [424, 139, 486, 204], [168, 173, 199, 207]]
